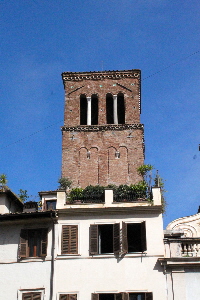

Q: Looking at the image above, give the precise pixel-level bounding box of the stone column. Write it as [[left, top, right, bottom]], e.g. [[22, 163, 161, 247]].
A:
[[113, 95, 118, 124], [87, 96, 91, 125]]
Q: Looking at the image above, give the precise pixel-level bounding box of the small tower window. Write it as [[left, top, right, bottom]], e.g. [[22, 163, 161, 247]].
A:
[[106, 93, 114, 124], [117, 93, 125, 124], [80, 94, 87, 125], [106, 93, 125, 125], [91, 94, 98, 125]]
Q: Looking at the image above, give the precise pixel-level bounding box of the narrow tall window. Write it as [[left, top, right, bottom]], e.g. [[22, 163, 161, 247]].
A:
[[122, 222, 147, 253], [80, 94, 87, 125], [62, 225, 78, 254], [91, 94, 98, 125], [117, 93, 125, 124], [106, 93, 114, 124]]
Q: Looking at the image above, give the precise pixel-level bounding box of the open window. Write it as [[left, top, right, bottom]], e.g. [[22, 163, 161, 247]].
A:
[[91, 94, 98, 125], [92, 293, 152, 300], [62, 225, 78, 254], [122, 222, 147, 253], [80, 94, 87, 125], [89, 223, 120, 255], [92, 293, 127, 300], [117, 93, 125, 124], [59, 294, 77, 300], [106, 93, 114, 124], [19, 228, 48, 258], [45, 200, 56, 210], [129, 293, 153, 300]]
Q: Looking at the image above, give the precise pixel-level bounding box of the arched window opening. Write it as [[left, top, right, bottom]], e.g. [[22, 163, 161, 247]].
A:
[[80, 94, 87, 125], [106, 93, 114, 124], [91, 94, 98, 125], [117, 93, 125, 124]]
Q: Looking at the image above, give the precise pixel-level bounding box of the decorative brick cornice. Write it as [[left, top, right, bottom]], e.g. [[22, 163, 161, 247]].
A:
[[61, 124, 144, 132], [62, 69, 141, 82]]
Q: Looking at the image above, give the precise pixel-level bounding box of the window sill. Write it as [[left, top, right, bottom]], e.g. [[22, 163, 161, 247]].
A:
[[19, 257, 48, 262], [57, 254, 81, 259]]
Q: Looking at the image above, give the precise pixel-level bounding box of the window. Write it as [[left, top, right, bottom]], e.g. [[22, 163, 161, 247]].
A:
[[106, 93, 114, 124], [80, 94, 98, 125], [129, 293, 153, 300], [122, 222, 147, 253], [45, 200, 56, 210], [92, 293, 152, 300], [92, 293, 129, 300], [106, 93, 125, 125], [89, 222, 146, 255], [59, 294, 77, 300], [19, 228, 48, 258], [91, 94, 98, 125], [89, 224, 120, 255], [22, 292, 41, 300], [62, 225, 78, 254], [80, 94, 87, 125], [117, 93, 125, 124]]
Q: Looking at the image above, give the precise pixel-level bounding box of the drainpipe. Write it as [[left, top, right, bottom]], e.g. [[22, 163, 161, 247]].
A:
[[49, 213, 56, 300]]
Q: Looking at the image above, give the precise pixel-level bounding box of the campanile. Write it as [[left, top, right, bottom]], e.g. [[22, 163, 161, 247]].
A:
[[61, 70, 144, 188]]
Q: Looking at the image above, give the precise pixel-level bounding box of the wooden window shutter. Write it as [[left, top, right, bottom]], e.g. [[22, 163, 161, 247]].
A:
[[89, 225, 98, 255], [145, 292, 153, 300], [115, 293, 123, 300], [121, 293, 128, 300], [60, 294, 77, 300], [91, 293, 99, 300], [32, 293, 42, 300], [22, 293, 32, 300], [59, 295, 68, 300], [122, 222, 128, 253], [22, 292, 41, 300], [70, 226, 78, 254], [19, 229, 29, 258], [113, 223, 120, 254], [62, 225, 78, 254], [141, 221, 147, 252], [69, 294, 77, 300], [40, 228, 48, 257]]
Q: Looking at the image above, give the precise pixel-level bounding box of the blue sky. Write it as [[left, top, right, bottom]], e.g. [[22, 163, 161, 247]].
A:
[[1, 0, 200, 227]]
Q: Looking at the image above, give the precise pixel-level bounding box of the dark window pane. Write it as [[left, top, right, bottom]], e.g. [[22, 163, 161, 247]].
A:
[[106, 94, 114, 124], [80, 95, 87, 125]]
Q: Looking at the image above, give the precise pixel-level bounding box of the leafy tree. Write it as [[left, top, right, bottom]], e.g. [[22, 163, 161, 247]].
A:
[[0, 174, 8, 188], [18, 189, 29, 203], [58, 177, 72, 190]]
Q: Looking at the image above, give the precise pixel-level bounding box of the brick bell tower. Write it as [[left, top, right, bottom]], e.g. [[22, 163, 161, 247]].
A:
[[61, 69, 144, 188]]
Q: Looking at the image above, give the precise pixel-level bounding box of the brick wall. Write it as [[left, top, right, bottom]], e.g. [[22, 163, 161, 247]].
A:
[[61, 70, 144, 188]]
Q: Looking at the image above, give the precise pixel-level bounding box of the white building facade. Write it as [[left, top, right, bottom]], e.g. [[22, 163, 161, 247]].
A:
[[0, 187, 166, 300]]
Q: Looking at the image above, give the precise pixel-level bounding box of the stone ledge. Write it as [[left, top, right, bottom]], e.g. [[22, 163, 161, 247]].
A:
[[61, 124, 144, 132], [62, 69, 140, 82]]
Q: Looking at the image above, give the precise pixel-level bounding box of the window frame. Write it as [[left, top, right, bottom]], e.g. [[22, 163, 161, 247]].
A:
[[92, 293, 152, 300], [122, 221, 147, 253], [59, 294, 77, 300], [61, 225, 79, 255], [19, 228, 48, 258], [89, 223, 120, 255], [18, 289, 44, 300]]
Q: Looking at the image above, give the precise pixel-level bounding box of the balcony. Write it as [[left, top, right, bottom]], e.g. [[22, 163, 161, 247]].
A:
[[39, 187, 162, 211], [164, 237, 200, 258]]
